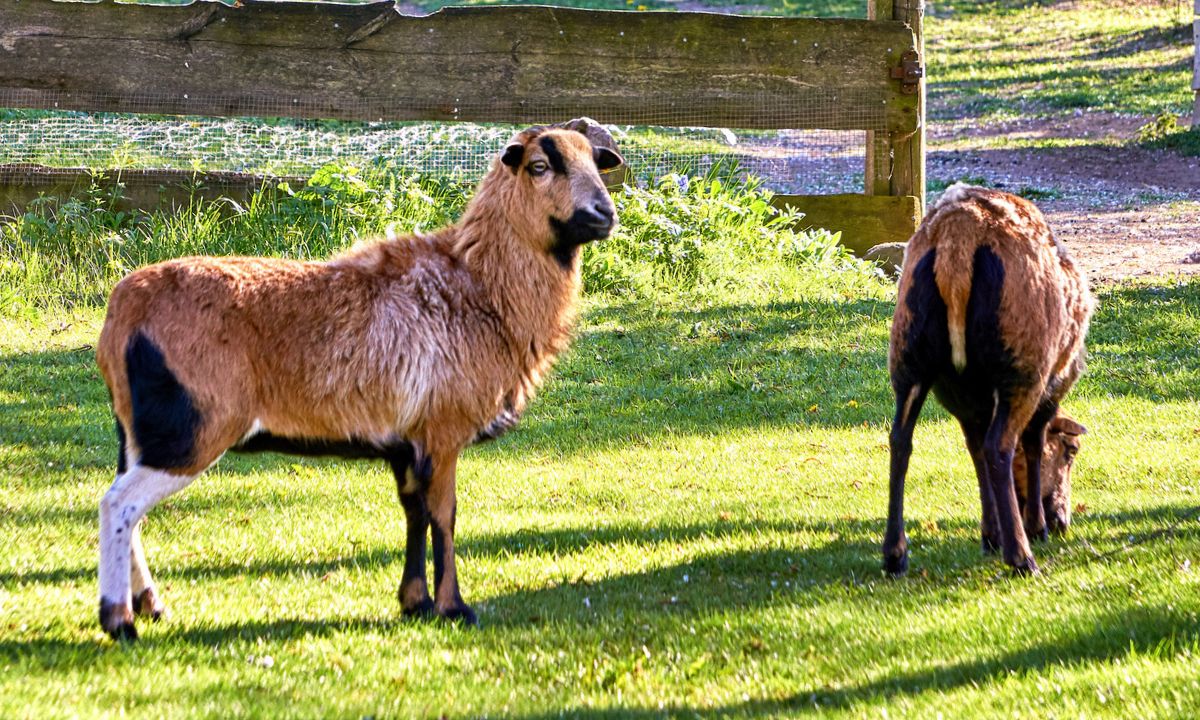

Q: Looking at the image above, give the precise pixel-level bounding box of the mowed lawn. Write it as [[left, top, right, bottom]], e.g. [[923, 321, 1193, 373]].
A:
[[1, 277, 1199, 718]]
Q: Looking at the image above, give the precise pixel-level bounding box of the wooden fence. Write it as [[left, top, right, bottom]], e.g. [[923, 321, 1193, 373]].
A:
[[0, 0, 926, 252], [1194, 0, 1199, 125]]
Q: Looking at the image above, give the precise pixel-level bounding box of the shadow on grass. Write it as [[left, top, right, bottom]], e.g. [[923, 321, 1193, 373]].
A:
[[1086, 22, 1195, 61], [7, 286, 1197, 477], [495, 606, 1198, 719]]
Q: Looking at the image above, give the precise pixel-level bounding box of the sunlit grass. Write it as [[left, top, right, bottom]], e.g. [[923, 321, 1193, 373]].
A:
[[2, 272, 1199, 717]]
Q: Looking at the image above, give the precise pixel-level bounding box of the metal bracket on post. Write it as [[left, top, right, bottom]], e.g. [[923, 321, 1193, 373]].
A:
[[890, 50, 923, 95]]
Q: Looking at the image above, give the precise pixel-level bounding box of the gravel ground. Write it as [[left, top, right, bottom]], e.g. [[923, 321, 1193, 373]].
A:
[[928, 112, 1200, 283]]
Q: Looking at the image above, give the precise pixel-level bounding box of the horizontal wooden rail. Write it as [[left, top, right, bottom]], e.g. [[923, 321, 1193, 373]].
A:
[[0, 1, 917, 132], [773, 193, 919, 253], [0, 165, 300, 216], [2, 167, 919, 257]]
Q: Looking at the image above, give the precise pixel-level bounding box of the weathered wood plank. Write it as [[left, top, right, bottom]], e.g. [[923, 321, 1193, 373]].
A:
[[1193, 14, 1199, 125], [0, 164, 302, 215], [864, 0, 894, 195], [772, 192, 920, 254], [888, 0, 925, 212], [0, 1, 918, 132]]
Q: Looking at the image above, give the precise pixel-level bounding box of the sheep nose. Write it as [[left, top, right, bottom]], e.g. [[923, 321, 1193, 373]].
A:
[[583, 199, 615, 231]]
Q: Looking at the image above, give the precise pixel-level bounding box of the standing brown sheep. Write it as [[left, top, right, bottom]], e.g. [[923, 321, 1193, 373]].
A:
[[94, 121, 623, 640], [883, 183, 1094, 576]]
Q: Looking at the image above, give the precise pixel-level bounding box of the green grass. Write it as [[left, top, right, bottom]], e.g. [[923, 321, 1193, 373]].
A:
[[926, 0, 1196, 121], [3, 266, 1200, 717], [0, 168, 867, 315]]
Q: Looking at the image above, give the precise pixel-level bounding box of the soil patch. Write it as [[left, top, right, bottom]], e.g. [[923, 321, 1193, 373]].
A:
[[929, 112, 1200, 283]]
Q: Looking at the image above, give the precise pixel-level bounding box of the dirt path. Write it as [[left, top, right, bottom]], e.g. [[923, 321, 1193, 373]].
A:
[[928, 113, 1200, 283]]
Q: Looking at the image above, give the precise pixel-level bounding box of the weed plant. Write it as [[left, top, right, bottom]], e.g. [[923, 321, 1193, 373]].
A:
[[0, 165, 878, 318]]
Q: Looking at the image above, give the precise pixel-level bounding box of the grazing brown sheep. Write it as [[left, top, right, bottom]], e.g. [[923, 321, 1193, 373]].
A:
[[94, 121, 623, 640], [883, 183, 1094, 576]]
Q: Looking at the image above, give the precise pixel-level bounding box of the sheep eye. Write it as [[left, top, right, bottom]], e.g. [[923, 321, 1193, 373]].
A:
[[528, 160, 550, 176]]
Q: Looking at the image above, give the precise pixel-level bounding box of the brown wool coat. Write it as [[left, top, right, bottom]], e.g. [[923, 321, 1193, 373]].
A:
[[889, 184, 1094, 443], [97, 129, 596, 475]]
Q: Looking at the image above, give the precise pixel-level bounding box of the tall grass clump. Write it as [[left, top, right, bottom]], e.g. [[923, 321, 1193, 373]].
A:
[[1, 164, 881, 317], [589, 173, 881, 300], [0, 163, 465, 315]]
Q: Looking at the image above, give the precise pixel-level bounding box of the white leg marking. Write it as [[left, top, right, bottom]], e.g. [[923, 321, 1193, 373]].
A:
[[99, 465, 196, 609], [129, 522, 152, 597]]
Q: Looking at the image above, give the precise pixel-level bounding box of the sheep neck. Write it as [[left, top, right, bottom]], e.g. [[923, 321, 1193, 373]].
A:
[[455, 176, 582, 389]]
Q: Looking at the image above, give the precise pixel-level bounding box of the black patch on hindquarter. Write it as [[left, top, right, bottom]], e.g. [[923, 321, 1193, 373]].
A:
[[115, 419, 128, 475], [897, 246, 1026, 428], [896, 249, 952, 382], [539, 136, 567, 175], [126, 333, 201, 469]]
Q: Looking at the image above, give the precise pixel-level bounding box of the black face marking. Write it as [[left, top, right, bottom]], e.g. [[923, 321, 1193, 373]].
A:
[[539, 136, 567, 175], [549, 203, 615, 270], [126, 333, 201, 470], [115, 419, 127, 475]]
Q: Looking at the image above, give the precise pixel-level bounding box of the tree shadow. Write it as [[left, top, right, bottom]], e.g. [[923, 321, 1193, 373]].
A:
[[1085, 22, 1194, 60], [5, 284, 1198, 479], [495, 605, 1197, 719]]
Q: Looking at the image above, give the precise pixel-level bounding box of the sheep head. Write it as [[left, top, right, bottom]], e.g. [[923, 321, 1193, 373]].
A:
[[1015, 413, 1087, 534], [497, 123, 624, 267]]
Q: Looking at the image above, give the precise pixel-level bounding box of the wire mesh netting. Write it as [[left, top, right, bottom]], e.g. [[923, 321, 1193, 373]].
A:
[[0, 103, 871, 195]]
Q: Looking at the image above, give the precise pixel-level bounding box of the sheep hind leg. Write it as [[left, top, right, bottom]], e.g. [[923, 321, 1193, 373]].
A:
[[983, 401, 1037, 575], [129, 522, 165, 620], [426, 452, 476, 625], [99, 465, 196, 640], [390, 448, 435, 618], [962, 422, 1000, 554], [883, 379, 929, 577]]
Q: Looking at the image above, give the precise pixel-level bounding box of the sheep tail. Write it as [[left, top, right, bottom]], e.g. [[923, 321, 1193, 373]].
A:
[[927, 196, 980, 373]]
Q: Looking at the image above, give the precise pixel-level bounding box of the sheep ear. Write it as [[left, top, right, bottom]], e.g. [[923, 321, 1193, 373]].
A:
[[1050, 416, 1088, 436], [594, 146, 623, 171], [501, 142, 525, 172]]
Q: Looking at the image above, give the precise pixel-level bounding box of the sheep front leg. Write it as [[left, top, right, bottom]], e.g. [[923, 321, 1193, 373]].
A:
[[391, 452, 435, 618], [1019, 403, 1058, 543], [426, 453, 476, 625], [984, 402, 1037, 575]]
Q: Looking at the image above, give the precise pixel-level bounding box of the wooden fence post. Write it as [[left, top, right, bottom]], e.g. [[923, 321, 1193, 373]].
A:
[[1193, 0, 1199, 126], [864, 0, 894, 196], [889, 0, 925, 214]]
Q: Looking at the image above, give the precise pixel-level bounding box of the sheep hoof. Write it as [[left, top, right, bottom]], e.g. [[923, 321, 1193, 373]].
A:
[[981, 534, 1001, 554], [99, 599, 137, 642], [133, 588, 165, 621], [1047, 515, 1070, 536], [883, 551, 909, 577], [1010, 556, 1040, 577], [439, 603, 479, 627], [1026, 523, 1049, 543], [401, 597, 436, 619]]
